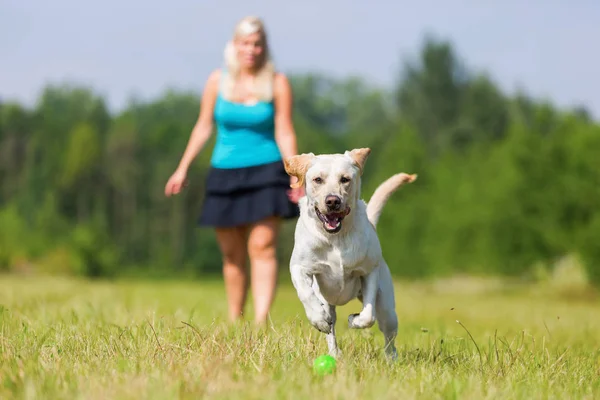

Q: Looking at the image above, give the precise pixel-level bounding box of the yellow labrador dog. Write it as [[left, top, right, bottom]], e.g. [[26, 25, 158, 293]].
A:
[[284, 148, 416, 360]]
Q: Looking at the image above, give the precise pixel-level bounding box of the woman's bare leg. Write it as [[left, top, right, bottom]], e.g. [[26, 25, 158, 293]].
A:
[[215, 226, 249, 321], [247, 217, 281, 324]]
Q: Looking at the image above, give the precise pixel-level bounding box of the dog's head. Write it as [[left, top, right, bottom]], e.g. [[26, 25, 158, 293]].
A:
[[284, 148, 371, 234]]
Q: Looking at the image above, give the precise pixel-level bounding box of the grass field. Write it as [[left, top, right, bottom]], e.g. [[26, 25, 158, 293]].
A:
[[1, 274, 599, 399]]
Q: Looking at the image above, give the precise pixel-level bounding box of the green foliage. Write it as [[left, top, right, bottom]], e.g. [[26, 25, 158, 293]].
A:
[[1, 37, 599, 285], [61, 123, 101, 189]]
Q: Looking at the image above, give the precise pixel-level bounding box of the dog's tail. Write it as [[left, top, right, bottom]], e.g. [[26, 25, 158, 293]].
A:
[[366, 173, 417, 227]]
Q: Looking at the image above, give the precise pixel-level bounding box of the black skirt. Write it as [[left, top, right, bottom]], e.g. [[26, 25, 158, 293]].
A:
[[198, 160, 300, 228]]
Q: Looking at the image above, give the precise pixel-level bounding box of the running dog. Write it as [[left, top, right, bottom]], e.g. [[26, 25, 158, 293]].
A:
[[284, 148, 417, 359]]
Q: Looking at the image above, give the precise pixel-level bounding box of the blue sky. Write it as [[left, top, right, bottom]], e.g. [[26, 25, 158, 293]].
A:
[[1, 1, 598, 117]]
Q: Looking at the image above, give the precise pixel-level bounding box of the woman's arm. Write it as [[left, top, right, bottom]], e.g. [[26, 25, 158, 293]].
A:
[[165, 69, 220, 197], [273, 72, 299, 160], [175, 69, 221, 173], [273, 72, 304, 200]]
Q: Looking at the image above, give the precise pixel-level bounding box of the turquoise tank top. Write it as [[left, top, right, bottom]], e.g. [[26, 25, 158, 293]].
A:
[[211, 77, 282, 169]]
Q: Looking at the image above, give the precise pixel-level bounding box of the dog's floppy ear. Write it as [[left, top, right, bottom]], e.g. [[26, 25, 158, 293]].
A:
[[345, 148, 371, 175], [284, 153, 315, 189]]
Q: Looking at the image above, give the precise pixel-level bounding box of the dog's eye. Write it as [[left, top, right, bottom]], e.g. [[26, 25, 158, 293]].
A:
[[340, 176, 351, 184], [313, 177, 323, 184]]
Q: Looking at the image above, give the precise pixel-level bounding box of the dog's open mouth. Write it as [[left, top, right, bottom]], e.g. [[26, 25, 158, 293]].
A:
[[315, 207, 350, 233]]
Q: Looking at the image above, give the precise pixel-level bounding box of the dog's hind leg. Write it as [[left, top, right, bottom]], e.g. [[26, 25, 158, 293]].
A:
[[375, 263, 398, 360]]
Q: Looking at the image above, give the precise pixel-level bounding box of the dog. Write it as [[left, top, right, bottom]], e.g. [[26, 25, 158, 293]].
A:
[[283, 147, 417, 360]]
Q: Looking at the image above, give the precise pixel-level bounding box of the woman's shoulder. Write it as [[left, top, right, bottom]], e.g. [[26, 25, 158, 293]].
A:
[[273, 71, 290, 86], [207, 68, 223, 86], [273, 71, 292, 96], [201, 69, 223, 97]]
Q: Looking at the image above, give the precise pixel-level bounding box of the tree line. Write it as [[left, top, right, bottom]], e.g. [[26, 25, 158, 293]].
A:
[[1, 37, 599, 285]]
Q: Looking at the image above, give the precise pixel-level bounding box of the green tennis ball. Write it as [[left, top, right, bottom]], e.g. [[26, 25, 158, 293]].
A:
[[313, 354, 336, 375]]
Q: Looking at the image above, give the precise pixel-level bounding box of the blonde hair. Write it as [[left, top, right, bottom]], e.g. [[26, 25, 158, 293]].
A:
[[221, 16, 275, 103]]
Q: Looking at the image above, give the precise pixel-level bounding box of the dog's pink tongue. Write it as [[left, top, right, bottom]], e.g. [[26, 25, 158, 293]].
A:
[[325, 215, 339, 229]]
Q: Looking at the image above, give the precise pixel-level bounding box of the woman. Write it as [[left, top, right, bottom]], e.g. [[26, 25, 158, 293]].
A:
[[164, 16, 304, 324]]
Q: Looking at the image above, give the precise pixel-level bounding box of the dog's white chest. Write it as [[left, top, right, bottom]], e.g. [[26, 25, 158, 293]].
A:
[[310, 237, 376, 305], [319, 234, 371, 270]]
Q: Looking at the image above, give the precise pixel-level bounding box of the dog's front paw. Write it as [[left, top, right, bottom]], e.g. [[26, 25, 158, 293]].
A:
[[307, 309, 333, 334], [386, 347, 398, 362], [348, 312, 376, 329], [329, 347, 343, 359]]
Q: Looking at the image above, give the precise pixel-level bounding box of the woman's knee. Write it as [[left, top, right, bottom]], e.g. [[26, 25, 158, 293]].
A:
[[248, 218, 279, 260], [216, 227, 247, 265]]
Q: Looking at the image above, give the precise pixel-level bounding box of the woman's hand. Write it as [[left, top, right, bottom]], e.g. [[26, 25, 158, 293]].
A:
[[287, 176, 305, 204], [164, 169, 188, 197], [287, 187, 304, 204]]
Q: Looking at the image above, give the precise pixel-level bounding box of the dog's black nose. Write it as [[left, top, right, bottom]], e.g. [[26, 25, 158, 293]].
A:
[[325, 195, 342, 210]]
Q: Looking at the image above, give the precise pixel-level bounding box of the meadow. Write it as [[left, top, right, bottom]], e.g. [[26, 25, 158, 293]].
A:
[[3, 26, 600, 400], [1, 274, 599, 399]]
